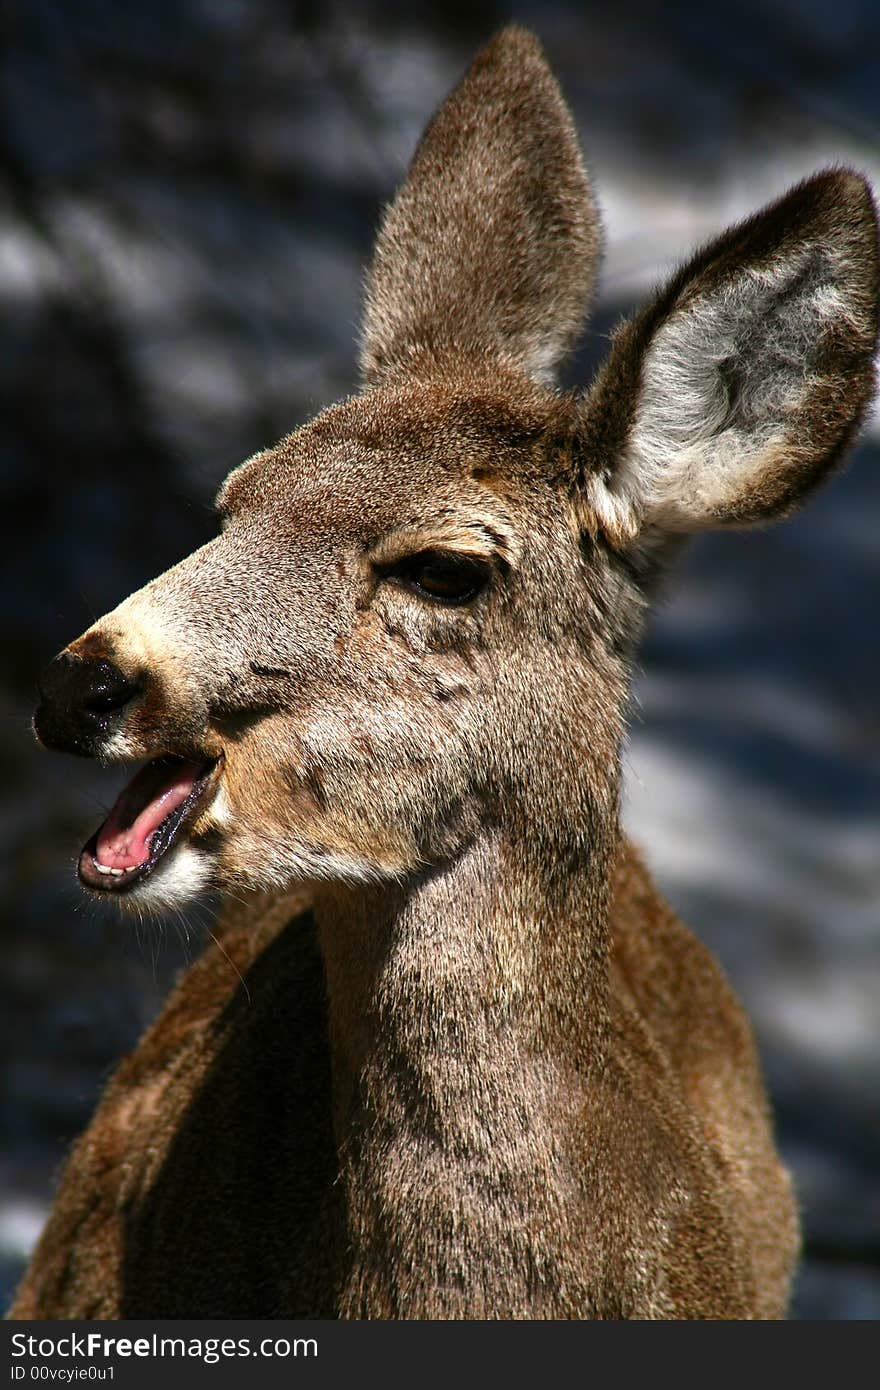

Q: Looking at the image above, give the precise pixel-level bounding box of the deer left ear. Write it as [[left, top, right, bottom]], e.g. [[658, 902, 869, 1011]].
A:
[[359, 26, 600, 389], [579, 170, 879, 543]]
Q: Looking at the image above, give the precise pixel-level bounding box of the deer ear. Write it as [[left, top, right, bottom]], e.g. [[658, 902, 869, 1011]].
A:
[[359, 26, 601, 388], [579, 171, 879, 542]]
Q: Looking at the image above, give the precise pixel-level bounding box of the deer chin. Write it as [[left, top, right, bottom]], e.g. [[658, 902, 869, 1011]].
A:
[[78, 754, 224, 900]]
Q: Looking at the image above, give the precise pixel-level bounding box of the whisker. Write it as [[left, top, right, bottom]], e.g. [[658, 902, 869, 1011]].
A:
[[206, 926, 251, 1004]]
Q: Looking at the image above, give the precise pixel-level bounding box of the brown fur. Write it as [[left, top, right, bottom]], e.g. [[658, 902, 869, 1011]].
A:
[[10, 848, 794, 1319], [13, 26, 878, 1319]]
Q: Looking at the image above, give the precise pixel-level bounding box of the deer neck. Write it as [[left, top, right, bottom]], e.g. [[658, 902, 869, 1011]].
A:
[[311, 796, 620, 1315]]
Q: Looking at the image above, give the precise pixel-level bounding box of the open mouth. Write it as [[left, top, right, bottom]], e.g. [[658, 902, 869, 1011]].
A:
[[78, 755, 221, 895]]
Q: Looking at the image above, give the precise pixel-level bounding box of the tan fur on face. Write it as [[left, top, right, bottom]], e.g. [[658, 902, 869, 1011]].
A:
[[71, 371, 585, 909]]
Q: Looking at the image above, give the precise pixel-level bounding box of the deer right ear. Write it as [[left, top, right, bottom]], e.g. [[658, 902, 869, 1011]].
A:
[[578, 170, 879, 543], [359, 26, 601, 388]]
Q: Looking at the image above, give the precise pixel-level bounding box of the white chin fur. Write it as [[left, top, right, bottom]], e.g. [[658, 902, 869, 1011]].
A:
[[98, 728, 145, 763], [120, 843, 213, 912]]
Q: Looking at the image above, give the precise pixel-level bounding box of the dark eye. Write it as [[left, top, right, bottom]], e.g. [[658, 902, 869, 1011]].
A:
[[384, 550, 491, 605]]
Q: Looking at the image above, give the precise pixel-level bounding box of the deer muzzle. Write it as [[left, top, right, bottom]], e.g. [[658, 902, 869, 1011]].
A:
[[35, 633, 224, 898], [34, 651, 145, 758]]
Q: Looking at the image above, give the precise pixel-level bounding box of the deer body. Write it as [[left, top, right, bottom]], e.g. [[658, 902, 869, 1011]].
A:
[[14, 28, 878, 1319], [12, 847, 793, 1319]]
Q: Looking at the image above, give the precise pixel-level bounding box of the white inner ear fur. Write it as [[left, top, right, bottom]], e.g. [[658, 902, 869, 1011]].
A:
[[587, 241, 856, 538]]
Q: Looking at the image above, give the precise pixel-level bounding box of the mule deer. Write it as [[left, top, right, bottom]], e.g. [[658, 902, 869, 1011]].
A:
[[13, 27, 878, 1319]]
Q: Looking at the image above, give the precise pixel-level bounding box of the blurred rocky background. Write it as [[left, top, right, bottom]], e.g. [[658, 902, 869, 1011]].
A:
[[1, 0, 878, 1318]]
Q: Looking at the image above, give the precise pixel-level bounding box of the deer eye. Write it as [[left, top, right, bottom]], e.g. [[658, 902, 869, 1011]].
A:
[[383, 550, 491, 605]]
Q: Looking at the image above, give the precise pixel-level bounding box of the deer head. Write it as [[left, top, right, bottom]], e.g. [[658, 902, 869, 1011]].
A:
[[33, 27, 878, 919]]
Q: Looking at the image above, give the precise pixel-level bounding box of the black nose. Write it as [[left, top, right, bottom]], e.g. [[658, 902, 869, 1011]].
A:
[[34, 653, 143, 756]]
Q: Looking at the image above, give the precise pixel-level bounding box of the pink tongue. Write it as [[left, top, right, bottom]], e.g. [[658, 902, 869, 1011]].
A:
[[95, 760, 203, 870]]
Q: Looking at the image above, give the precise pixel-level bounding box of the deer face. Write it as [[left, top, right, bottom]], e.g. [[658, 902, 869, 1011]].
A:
[[33, 28, 878, 913], [35, 375, 627, 911]]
